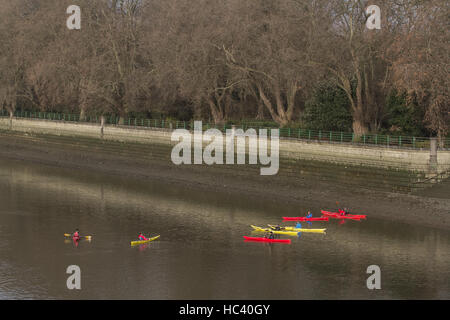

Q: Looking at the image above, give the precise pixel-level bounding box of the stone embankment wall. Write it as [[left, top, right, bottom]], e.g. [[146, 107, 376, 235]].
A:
[[1, 117, 449, 174]]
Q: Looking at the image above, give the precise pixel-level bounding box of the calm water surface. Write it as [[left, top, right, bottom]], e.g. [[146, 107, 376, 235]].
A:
[[0, 158, 449, 299]]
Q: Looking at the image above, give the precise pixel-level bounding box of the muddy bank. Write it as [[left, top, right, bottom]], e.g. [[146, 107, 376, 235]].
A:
[[1, 130, 449, 229]]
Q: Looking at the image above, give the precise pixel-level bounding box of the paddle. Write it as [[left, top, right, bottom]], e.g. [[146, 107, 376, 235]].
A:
[[64, 233, 92, 240]]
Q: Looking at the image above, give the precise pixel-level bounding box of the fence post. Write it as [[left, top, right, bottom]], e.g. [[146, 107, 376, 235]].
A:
[[387, 135, 390, 147], [100, 115, 105, 139], [341, 132, 343, 143], [330, 131, 332, 142], [429, 138, 438, 172], [308, 130, 311, 140], [399, 136, 402, 147], [413, 137, 416, 149]]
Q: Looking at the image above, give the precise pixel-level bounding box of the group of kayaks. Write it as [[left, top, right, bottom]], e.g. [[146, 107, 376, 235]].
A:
[[64, 233, 160, 246], [63, 209, 365, 246], [244, 209, 366, 244], [284, 210, 367, 222]]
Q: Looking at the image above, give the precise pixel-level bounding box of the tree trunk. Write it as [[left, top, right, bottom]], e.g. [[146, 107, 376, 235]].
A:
[[255, 100, 265, 120], [100, 115, 105, 139], [352, 109, 369, 136], [258, 83, 298, 127], [208, 98, 225, 125], [257, 84, 284, 125], [79, 108, 86, 122], [9, 109, 13, 130]]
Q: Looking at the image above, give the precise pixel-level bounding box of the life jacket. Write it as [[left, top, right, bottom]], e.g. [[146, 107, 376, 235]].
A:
[[138, 235, 146, 241], [73, 231, 79, 238]]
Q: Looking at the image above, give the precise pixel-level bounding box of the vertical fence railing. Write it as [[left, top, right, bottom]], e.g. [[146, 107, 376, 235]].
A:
[[2, 110, 450, 149]]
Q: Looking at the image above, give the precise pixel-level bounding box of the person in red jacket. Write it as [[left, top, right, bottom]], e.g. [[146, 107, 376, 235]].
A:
[[72, 229, 80, 240], [138, 233, 148, 241]]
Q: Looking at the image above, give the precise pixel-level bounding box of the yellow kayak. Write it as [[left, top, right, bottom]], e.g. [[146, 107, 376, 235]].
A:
[[251, 225, 300, 236], [267, 224, 326, 233], [130, 235, 160, 246], [252, 225, 326, 235]]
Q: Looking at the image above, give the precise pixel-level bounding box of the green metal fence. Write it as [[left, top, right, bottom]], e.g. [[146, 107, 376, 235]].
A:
[[2, 109, 449, 150]]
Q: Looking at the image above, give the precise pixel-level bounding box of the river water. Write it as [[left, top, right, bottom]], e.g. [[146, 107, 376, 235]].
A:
[[0, 158, 449, 299]]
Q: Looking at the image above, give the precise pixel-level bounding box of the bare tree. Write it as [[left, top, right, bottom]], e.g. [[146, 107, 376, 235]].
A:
[[389, 0, 449, 144]]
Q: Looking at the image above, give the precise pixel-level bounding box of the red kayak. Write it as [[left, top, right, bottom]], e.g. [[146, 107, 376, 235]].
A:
[[323, 210, 366, 219], [283, 217, 329, 222], [337, 209, 367, 219], [243, 236, 291, 244], [321, 210, 362, 220]]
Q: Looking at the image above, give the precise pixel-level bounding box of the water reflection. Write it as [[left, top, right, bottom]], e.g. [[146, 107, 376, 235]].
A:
[[0, 159, 449, 299]]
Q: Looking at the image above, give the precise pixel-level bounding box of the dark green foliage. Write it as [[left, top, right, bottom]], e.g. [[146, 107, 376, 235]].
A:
[[381, 91, 427, 137], [302, 82, 353, 132]]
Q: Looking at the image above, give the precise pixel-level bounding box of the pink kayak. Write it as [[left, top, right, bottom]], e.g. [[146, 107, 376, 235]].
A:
[[321, 210, 363, 220], [283, 217, 329, 222], [243, 236, 291, 244]]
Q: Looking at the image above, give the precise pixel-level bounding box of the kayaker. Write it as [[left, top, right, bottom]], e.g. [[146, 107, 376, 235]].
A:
[[266, 231, 275, 239], [72, 229, 80, 240], [295, 222, 302, 229], [138, 232, 148, 241], [341, 208, 349, 216], [306, 211, 313, 218], [271, 225, 283, 231]]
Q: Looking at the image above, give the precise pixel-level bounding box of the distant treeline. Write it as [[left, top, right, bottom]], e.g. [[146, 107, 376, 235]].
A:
[[0, 0, 448, 139]]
